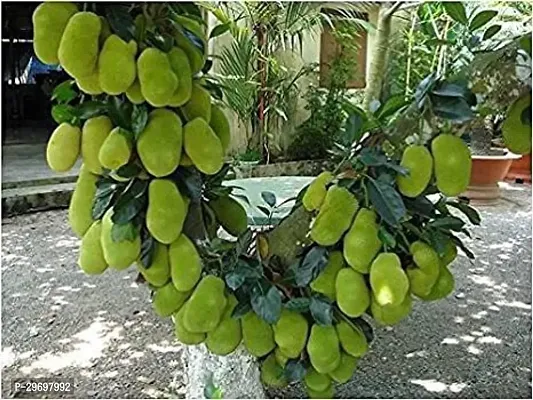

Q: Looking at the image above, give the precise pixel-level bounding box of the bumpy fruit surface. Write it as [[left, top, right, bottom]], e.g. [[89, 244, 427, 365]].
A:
[[209, 196, 247, 237], [182, 83, 212, 122], [418, 265, 455, 301], [126, 80, 145, 104], [78, 221, 107, 275], [98, 127, 131, 170], [58, 12, 101, 79], [210, 105, 231, 153], [98, 35, 137, 95], [407, 241, 440, 297], [310, 186, 359, 246], [275, 348, 289, 367], [81, 116, 112, 174], [174, 305, 205, 345], [335, 320, 368, 358], [169, 234, 202, 292], [302, 171, 334, 212], [273, 309, 309, 358], [152, 282, 189, 317], [76, 68, 102, 95], [307, 325, 341, 374], [305, 368, 331, 392], [307, 385, 334, 399], [183, 275, 227, 333], [431, 134, 471, 196], [46, 123, 81, 172], [206, 295, 242, 355], [146, 179, 187, 244], [260, 354, 288, 388], [343, 208, 382, 273], [241, 312, 275, 357], [183, 118, 224, 175], [68, 165, 97, 237], [441, 240, 458, 266], [32, 2, 78, 65], [137, 48, 178, 107], [369, 253, 409, 307], [310, 251, 344, 300], [371, 293, 412, 326], [329, 353, 357, 384], [503, 93, 532, 155], [137, 242, 170, 287], [100, 208, 141, 270], [396, 145, 433, 197], [167, 47, 193, 107], [336, 268, 370, 318], [137, 109, 183, 177], [175, 17, 206, 74]]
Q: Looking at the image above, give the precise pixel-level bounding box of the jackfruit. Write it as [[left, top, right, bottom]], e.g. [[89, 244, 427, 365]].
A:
[[76, 68, 102, 95], [137, 242, 170, 287], [209, 196, 247, 237], [335, 320, 368, 358], [167, 47, 193, 107], [180, 153, 194, 167], [336, 268, 370, 318], [58, 12, 101, 79], [152, 281, 190, 317], [183, 275, 227, 333], [503, 93, 532, 155], [174, 304, 206, 345], [307, 325, 341, 374], [310, 185, 359, 246], [78, 221, 107, 275], [371, 293, 412, 326], [100, 208, 141, 270], [418, 265, 454, 301], [431, 134, 471, 197], [206, 295, 242, 355], [343, 208, 382, 273], [98, 128, 132, 170], [407, 241, 440, 297], [369, 253, 409, 307], [210, 105, 231, 153], [181, 84, 212, 122], [169, 234, 202, 292], [81, 116, 113, 174], [310, 251, 344, 300], [441, 240, 458, 266], [126, 80, 145, 104], [260, 354, 288, 389], [68, 164, 97, 237], [242, 312, 275, 357], [98, 35, 137, 95], [46, 123, 81, 172], [183, 118, 224, 175], [137, 47, 178, 107], [137, 109, 183, 177], [305, 368, 331, 392], [396, 145, 433, 197], [328, 353, 357, 384], [302, 171, 334, 212], [275, 348, 289, 367], [307, 385, 334, 399], [273, 309, 309, 358], [175, 17, 206, 74], [32, 2, 78, 65]]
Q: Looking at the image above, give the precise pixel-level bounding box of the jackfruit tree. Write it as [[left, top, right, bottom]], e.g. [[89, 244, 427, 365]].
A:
[[36, 2, 489, 399]]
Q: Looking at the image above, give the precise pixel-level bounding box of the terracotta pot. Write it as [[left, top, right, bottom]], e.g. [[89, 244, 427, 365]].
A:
[[505, 153, 532, 183]]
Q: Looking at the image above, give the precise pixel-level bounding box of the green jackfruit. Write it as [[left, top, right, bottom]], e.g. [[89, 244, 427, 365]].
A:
[[397, 145, 433, 197], [137, 109, 182, 177], [303, 171, 334, 212], [329, 353, 357, 384], [181, 83, 212, 122], [209, 196, 247, 237], [152, 282, 190, 317], [242, 312, 275, 357], [310, 251, 344, 300], [180, 153, 194, 167], [260, 354, 288, 389], [305, 368, 331, 392], [336, 268, 370, 318], [98, 127, 132, 170], [99, 16, 111, 45], [68, 165, 97, 237], [210, 105, 231, 153], [58, 12, 101, 79], [138, 48, 178, 107], [126, 80, 145, 104], [76, 68, 102, 95], [98, 35, 137, 95], [175, 17, 206, 74], [273, 309, 309, 358], [369, 253, 409, 307], [503, 93, 532, 155], [371, 293, 412, 326], [146, 179, 187, 244], [78, 221, 107, 275], [441, 240, 458, 266], [343, 208, 382, 274], [174, 305, 206, 345], [206, 295, 242, 355], [407, 241, 440, 297], [100, 208, 141, 270], [431, 134, 471, 197], [275, 348, 289, 367], [418, 265, 455, 301], [183, 118, 224, 175], [307, 325, 341, 374], [46, 123, 81, 172], [137, 242, 170, 287], [167, 47, 193, 107], [81, 116, 113, 174], [183, 275, 227, 333], [335, 320, 368, 358], [32, 2, 78, 65], [310, 186, 359, 246], [169, 234, 202, 292], [307, 384, 334, 399]]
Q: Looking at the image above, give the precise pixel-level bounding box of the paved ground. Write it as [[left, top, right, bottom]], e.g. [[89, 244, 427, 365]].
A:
[[2, 183, 532, 399]]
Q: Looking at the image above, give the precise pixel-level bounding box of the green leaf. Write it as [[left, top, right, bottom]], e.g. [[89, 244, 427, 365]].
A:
[[131, 104, 148, 139], [521, 105, 532, 126], [257, 206, 271, 217], [225, 259, 262, 290], [284, 360, 306, 383], [295, 246, 329, 287], [469, 10, 498, 31], [112, 179, 149, 224], [92, 179, 120, 220], [115, 162, 142, 179], [78, 101, 107, 120], [366, 177, 406, 227], [107, 96, 133, 131], [376, 95, 409, 121], [171, 167, 203, 203], [52, 80, 77, 103], [351, 317, 374, 344], [111, 222, 138, 242], [51, 104, 78, 124], [428, 228, 450, 257], [359, 148, 408, 176], [415, 72, 437, 109], [204, 373, 223, 399], [483, 25, 501, 40], [446, 201, 481, 225], [139, 227, 156, 269], [429, 216, 465, 231], [430, 95, 474, 123], [202, 58, 213, 74], [342, 110, 365, 145], [210, 23, 230, 39], [443, 2, 469, 25], [284, 297, 311, 312], [231, 299, 252, 319], [403, 196, 436, 219], [146, 30, 175, 52], [261, 191, 277, 207], [448, 233, 475, 259], [251, 283, 282, 324], [519, 34, 532, 57], [310, 296, 333, 326], [105, 5, 135, 42], [378, 226, 396, 248]]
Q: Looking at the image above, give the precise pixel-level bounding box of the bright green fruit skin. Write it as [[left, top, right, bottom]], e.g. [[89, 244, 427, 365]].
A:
[[408, 241, 440, 297], [210, 105, 231, 153], [242, 312, 275, 357], [307, 325, 341, 374], [167, 47, 193, 107], [183, 118, 224, 175], [343, 208, 382, 273], [68, 164, 97, 237], [175, 17, 206, 74], [206, 296, 242, 355], [305, 367, 332, 392], [431, 134, 471, 196], [78, 221, 107, 275], [275, 348, 289, 367], [76, 68, 102, 95], [174, 305, 206, 345], [369, 253, 409, 307], [310, 185, 359, 246], [260, 354, 288, 388], [98, 127, 132, 171], [183, 275, 227, 333], [371, 293, 412, 326], [137, 241, 170, 287], [152, 282, 190, 317], [273, 309, 309, 358], [169, 234, 202, 292], [181, 83, 212, 122], [503, 93, 532, 155], [418, 265, 455, 301], [441, 240, 458, 266], [303, 171, 334, 212], [138, 48, 178, 107], [307, 384, 334, 399], [100, 208, 141, 270], [126, 80, 145, 104], [310, 251, 344, 300], [336, 320, 368, 358], [397, 145, 433, 197], [81, 116, 113, 174], [336, 268, 370, 318], [329, 353, 357, 384], [46, 123, 81, 172], [98, 35, 137, 95], [209, 196, 247, 237]]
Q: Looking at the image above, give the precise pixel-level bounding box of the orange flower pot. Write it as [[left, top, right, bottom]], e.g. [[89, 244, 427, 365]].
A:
[[505, 153, 532, 183]]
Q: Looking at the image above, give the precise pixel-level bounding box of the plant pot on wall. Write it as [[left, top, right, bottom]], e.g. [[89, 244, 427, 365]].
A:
[[505, 153, 532, 183]]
